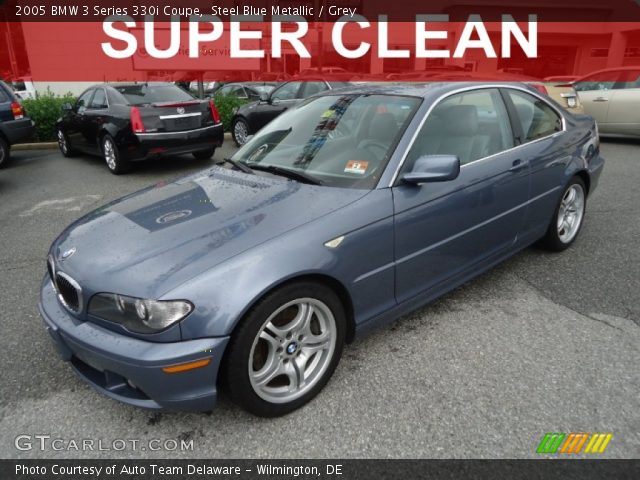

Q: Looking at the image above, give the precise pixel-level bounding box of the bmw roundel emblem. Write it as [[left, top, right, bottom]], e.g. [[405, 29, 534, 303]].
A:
[[286, 342, 298, 354], [61, 247, 76, 260], [177, 107, 186, 114]]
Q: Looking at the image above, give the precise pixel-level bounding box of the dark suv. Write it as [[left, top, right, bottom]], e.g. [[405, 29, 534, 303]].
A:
[[0, 81, 35, 167]]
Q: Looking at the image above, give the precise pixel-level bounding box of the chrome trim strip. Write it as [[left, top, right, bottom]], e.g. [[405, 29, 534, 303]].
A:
[[353, 261, 395, 284], [136, 125, 218, 137], [158, 112, 202, 120], [388, 84, 568, 187]]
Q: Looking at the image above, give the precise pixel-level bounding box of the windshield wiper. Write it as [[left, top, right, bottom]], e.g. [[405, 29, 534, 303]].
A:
[[247, 164, 323, 185], [218, 157, 254, 174]]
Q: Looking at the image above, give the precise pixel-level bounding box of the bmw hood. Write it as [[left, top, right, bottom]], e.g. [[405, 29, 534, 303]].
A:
[[50, 167, 368, 299]]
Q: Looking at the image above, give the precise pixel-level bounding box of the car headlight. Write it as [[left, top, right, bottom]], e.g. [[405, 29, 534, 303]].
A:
[[88, 293, 193, 334]]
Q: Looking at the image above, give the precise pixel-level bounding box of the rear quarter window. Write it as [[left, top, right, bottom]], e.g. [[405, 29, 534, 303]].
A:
[[507, 90, 563, 142]]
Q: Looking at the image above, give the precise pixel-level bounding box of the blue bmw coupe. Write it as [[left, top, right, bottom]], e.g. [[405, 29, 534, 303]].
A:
[[40, 83, 604, 416]]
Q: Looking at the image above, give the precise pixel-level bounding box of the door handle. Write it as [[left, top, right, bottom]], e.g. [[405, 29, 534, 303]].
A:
[[508, 159, 528, 173], [593, 97, 609, 102]]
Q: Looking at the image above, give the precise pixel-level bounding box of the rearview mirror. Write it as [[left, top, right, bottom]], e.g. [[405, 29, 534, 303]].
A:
[[259, 92, 270, 103], [62, 102, 73, 112], [401, 155, 460, 185]]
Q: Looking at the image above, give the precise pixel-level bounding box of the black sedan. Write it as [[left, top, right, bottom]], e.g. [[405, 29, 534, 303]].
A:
[[56, 83, 224, 174], [230, 79, 349, 146]]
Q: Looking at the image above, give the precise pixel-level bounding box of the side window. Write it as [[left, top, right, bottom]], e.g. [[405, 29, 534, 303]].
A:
[[272, 82, 302, 101], [218, 85, 233, 96], [232, 86, 247, 98], [0, 86, 8, 103], [89, 89, 107, 109], [76, 90, 94, 112], [614, 70, 640, 90], [405, 89, 514, 167], [574, 71, 622, 92], [300, 82, 328, 98], [507, 90, 562, 142]]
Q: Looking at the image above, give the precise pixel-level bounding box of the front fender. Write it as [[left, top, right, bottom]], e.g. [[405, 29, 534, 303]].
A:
[[167, 189, 396, 340]]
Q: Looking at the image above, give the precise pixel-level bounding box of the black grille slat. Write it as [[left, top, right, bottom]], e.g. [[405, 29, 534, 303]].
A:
[[55, 273, 80, 311]]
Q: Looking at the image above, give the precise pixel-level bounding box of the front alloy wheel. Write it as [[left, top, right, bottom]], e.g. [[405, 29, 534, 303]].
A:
[[224, 282, 346, 417], [57, 129, 73, 157], [249, 298, 337, 404]]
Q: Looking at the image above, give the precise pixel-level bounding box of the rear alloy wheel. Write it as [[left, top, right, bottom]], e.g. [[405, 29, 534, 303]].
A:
[[0, 137, 8, 168], [541, 177, 586, 251], [193, 148, 215, 160], [57, 129, 74, 157], [224, 282, 346, 417], [102, 135, 131, 174], [232, 118, 250, 147]]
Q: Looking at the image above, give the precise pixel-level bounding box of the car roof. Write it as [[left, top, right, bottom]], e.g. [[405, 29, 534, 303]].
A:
[[312, 81, 539, 99]]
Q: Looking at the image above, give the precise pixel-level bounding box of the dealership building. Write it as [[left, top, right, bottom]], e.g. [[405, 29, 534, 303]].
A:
[[2, 0, 639, 95]]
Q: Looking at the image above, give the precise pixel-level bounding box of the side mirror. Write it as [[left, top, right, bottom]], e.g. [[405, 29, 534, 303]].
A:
[[62, 102, 73, 112], [401, 155, 460, 185]]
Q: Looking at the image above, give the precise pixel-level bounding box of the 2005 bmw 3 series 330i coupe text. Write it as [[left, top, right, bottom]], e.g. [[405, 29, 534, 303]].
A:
[[40, 83, 604, 417]]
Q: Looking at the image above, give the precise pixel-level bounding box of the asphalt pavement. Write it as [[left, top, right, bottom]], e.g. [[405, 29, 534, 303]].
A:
[[0, 140, 638, 459]]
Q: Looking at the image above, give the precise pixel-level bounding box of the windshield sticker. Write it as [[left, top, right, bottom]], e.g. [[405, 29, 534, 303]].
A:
[[344, 160, 369, 175]]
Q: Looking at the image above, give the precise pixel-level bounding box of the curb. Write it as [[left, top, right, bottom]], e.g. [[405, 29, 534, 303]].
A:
[[13, 142, 57, 150], [12, 133, 234, 151]]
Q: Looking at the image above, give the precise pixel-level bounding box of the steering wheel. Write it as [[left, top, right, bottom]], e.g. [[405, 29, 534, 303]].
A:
[[357, 140, 388, 160]]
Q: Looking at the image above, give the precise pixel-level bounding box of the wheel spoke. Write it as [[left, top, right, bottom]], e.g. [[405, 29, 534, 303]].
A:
[[302, 332, 331, 354], [252, 357, 283, 387], [286, 358, 305, 392]]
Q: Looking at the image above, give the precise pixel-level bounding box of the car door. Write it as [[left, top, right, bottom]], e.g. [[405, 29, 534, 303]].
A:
[[252, 81, 303, 131], [502, 88, 568, 241], [574, 70, 624, 133], [66, 89, 94, 152], [392, 88, 529, 303], [607, 69, 640, 136], [82, 87, 109, 154]]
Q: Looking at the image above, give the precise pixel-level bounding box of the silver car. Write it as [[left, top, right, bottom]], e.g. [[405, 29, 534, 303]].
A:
[[574, 66, 640, 137]]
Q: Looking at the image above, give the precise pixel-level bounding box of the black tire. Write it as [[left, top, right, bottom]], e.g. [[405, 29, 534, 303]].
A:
[[223, 281, 346, 417], [0, 137, 9, 168], [57, 128, 74, 158], [193, 148, 215, 160], [101, 134, 131, 175], [539, 176, 587, 252], [231, 118, 250, 147]]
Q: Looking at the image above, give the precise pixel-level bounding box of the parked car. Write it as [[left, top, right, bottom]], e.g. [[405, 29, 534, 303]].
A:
[[215, 82, 277, 101], [56, 83, 224, 174], [573, 66, 640, 137], [0, 80, 35, 168], [40, 83, 603, 416], [230, 79, 350, 146]]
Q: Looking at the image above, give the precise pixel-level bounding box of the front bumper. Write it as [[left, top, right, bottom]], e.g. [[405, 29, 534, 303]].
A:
[[39, 278, 229, 412], [126, 123, 224, 161]]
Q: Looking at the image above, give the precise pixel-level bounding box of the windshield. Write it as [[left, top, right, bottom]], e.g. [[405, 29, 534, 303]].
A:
[[232, 94, 421, 189], [114, 84, 195, 106]]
